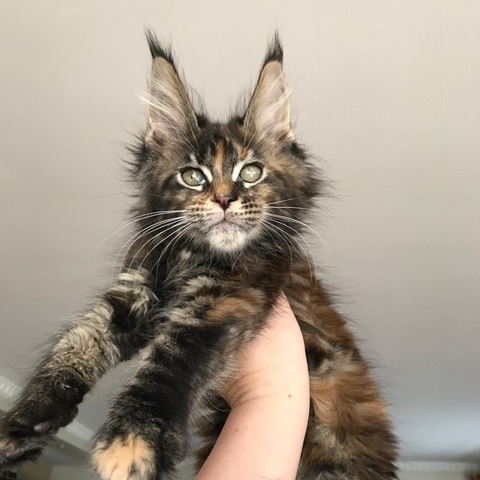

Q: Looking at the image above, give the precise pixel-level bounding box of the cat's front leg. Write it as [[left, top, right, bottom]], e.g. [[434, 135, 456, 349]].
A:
[[91, 272, 274, 480], [0, 268, 158, 468], [91, 320, 229, 480], [91, 281, 272, 480]]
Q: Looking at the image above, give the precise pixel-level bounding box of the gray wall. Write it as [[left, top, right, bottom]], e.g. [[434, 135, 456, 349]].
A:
[[0, 0, 479, 471]]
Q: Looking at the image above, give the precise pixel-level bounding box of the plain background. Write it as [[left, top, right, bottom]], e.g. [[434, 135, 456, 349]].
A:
[[0, 0, 479, 477]]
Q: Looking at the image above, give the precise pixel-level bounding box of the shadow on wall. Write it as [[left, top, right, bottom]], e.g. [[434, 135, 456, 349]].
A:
[[0, 454, 197, 479], [0, 463, 51, 480], [398, 465, 480, 480], [2, 462, 478, 480]]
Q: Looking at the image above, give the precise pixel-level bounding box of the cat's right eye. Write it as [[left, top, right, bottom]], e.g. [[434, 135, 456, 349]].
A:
[[181, 168, 207, 188]]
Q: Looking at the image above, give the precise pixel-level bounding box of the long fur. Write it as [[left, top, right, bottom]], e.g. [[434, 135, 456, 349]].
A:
[[0, 34, 397, 479]]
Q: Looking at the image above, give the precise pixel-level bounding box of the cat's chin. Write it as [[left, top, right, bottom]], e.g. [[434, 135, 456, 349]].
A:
[[206, 222, 250, 253]]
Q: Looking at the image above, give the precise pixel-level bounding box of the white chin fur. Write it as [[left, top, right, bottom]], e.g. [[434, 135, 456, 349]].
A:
[[207, 225, 249, 253]]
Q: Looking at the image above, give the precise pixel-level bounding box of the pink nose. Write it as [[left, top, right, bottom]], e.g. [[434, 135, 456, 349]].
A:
[[214, 193, 236, 210]]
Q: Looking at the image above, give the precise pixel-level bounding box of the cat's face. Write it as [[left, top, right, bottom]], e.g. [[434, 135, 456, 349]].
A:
[[174, 138, 269, 253], [134, 35, 318, 256], [153, 127, 314, 254]]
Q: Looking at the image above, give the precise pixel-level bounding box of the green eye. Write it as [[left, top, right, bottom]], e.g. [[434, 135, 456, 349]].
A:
[[181, 168, 207, 187], [240, 164, 263, 183]]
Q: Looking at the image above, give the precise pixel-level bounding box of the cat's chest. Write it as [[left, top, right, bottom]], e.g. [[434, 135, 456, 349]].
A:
[[152, 248, 283, 309]]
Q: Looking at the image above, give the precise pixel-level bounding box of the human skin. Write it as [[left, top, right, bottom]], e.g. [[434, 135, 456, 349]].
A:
[[196, 294, 310, 480]]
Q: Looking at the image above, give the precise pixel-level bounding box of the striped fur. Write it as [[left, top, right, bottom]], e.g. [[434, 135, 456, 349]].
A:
[[0, 33, 397, 479]]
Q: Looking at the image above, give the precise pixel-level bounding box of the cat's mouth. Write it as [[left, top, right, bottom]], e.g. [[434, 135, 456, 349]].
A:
[[208, 209, 241, 227], [212, 217, 241, 233], [213, 216, 238, 229]]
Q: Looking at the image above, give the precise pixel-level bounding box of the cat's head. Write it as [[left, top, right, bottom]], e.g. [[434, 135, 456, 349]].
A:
[[132, 33, 319, 257]]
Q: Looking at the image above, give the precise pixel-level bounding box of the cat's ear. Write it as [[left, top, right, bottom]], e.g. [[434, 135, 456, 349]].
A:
[[243, 35, 293, 143], [145, 32, 198, 147]]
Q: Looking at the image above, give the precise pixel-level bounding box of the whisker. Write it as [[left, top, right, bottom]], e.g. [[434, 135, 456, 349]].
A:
[[154, 224, 194, 269], [129, 220, 188, 266], [265, 213, 321, 238], [130, 209, 188, 221], [263, 222, 295, 267], [265, 217, 317, 280], [113, 217, 186, 274], [114, 218, 187, 279], [101, 211, 188, 247], [265, 198, 300, 206], [138, 224, 193, 283], [265, 213, 332, 271], [134, 221, 191, 277], [266, 206, 323, 213]]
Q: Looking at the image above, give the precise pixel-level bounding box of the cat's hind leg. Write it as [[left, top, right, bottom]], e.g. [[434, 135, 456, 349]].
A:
[[193, 396, 230, 472], [298, 346, 397, 480]]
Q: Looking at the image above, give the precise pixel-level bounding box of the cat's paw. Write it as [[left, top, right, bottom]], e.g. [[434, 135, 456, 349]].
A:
[[0, 394, 79, 467], [92, 433, 156, 480], [0, 410, 53, 467]]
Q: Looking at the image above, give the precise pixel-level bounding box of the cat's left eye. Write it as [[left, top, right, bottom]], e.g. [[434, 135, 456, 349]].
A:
[[181, 168, 207, 187], [240, 164, 263, 183]]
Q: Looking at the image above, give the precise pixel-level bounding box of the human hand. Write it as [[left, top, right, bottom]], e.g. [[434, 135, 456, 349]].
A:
[[197, 294, 310, 480], [224, 292, 310, 408]]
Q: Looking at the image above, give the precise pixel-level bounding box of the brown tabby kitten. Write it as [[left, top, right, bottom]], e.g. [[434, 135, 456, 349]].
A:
[[0, 34, 397, 479]]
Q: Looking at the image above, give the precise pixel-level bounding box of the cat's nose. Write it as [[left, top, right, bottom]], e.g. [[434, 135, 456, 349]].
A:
[[213, 193, 237, 210]]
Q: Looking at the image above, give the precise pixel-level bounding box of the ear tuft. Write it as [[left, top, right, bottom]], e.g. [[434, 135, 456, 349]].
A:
[[263, 31, 283, 65], [145, 30, 175, 64]]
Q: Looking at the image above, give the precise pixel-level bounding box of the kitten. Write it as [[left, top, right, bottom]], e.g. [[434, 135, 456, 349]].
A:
[[0, 33, 397, 479]]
